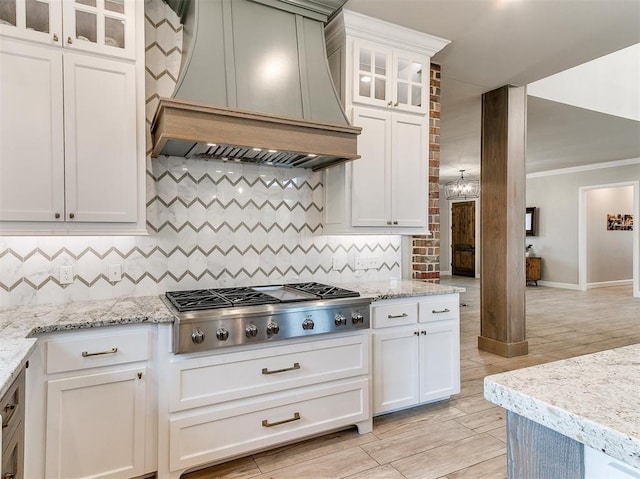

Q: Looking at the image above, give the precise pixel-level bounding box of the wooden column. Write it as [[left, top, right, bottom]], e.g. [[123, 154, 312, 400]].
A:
[[479, 85, 528, 357]]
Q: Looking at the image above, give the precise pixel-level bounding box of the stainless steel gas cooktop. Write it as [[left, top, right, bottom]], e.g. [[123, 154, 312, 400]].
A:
[[163, 282, 371, 353]]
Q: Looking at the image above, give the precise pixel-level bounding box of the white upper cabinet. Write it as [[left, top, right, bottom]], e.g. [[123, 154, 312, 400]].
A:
[[0, 0, 145, 234], [353, 38, 429, 114], [0, 0, 136, 59], [323, 10, 449, 235], [350, 107, 427, 229]]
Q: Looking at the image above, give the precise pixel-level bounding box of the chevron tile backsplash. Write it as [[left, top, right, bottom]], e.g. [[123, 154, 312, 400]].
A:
[[0, 0, 402, 308]]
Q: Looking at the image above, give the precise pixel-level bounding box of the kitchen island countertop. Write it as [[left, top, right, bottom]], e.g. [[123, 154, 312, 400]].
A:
[[0, 279, 461, 399], [484, 343, 640, 469]]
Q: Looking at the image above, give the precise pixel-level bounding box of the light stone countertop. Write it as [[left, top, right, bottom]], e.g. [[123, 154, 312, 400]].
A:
[[336, 279, 465, 300], [0, 279, 461, 400], [484, 344, 640, 469], [0, 295, 174, 398]]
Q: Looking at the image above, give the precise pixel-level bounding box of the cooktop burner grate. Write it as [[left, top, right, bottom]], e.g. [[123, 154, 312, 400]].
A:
[[285, 282, 361, 299], [165, 288, 278, 312], [165, 282, 361, 313]]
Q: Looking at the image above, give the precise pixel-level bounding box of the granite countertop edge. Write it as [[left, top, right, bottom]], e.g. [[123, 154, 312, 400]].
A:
[[484, 344, 640, 469], [0, 279, 462, 399]]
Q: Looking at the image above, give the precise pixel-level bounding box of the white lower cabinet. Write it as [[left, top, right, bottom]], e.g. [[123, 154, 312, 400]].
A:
[[585, 446, 640, 479], [169, 378, 369, 472], [45, 368, 147, 479], [156, 329, 371, 478], [24, 325, 156, 479], [372, 295, 460, 415]]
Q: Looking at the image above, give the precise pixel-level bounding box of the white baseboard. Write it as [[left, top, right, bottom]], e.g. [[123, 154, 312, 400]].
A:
[[587, 279, 633, 289], [440, 270, 451, 276], [536, 280, 581, 290]]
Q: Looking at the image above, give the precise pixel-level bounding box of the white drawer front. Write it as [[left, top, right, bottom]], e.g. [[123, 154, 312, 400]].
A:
[[169, 334, 369, 412], [372, 300, 418, 328], [169, 377, 369, 472], [46, 330, 149, 374], [418, 295, 459, 323]]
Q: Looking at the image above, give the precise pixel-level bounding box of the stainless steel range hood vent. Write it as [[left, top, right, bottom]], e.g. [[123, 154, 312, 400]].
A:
[[151, 0, 360, 171]]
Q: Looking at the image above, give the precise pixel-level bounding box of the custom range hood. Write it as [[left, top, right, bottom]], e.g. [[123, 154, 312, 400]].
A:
[[151, 0, 360, 171]]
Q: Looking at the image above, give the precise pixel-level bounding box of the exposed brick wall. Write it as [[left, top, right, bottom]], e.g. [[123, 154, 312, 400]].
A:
[[412, 63, 441, 282]]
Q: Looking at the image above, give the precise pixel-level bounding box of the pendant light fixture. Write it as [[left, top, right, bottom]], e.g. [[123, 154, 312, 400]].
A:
[[444, 170, 480, 200]]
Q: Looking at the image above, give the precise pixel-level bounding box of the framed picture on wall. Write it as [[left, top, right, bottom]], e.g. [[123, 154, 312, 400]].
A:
[[526, 207, 537, 236]]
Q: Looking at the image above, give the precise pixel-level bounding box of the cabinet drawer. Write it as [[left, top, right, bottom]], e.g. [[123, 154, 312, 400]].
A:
[[372, 300, 418, 328], [46, 330, 149, 374], [418, 295, 459, 323], [169, 334, 368, 412], [169, 377, 369, 472], [1, 368, 25, 440]]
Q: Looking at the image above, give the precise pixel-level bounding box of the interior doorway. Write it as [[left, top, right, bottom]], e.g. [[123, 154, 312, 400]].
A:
[[451, 201, 476, 277], [578, 181, 639, 297]]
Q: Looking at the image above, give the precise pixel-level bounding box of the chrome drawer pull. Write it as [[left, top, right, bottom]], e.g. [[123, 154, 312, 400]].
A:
[[81, 347, 118, 357], [388, 313, 408, 319], [262, 412, 301, 428], [262, 362, 300, 375], [432, 308, 451, 314]]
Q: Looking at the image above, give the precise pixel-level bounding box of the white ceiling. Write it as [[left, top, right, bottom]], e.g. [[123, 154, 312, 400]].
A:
[[343, 0, 640, 183]]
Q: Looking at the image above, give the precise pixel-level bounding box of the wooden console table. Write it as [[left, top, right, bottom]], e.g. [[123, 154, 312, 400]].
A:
[[526, 257, 541, 286]]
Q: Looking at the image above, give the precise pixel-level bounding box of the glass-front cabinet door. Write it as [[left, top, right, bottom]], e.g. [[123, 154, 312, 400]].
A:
[[63, 0, 135, 59], [351, 38, 429, 114], [393, 51, 429, 114], [352, 38, 393, 108], [0, 0, 62, 44]]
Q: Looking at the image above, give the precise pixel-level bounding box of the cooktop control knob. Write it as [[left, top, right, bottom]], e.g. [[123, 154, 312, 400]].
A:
[[352, 312, 364, 324], [334, 314, 347, 326], [216, 327, 229, 341], [191, 328, 206, 344], [267, 322, 280, 335], [302, 318, 315, 330], [245, 323, 259, 338]]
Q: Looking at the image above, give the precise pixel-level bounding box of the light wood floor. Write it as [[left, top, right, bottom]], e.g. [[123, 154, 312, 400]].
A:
[[183, 278, 640, 479]]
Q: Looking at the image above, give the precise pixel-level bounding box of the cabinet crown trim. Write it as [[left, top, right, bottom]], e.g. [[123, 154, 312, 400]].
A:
[[326, 9, 450, 57]]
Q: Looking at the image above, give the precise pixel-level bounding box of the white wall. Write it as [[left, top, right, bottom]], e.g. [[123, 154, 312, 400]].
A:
[[586, 186, 633, 284], [527, 161, 640, 286]]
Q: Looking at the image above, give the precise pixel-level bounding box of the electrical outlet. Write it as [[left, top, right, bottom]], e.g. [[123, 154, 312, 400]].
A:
[[368, 257, 381, 270], [354, 256, 367, 270], [59, 265, 73, 284], [108, 264, 122, 282]]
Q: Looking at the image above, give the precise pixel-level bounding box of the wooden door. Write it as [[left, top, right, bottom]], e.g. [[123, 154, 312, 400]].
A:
[[451, 201, 476, 277]]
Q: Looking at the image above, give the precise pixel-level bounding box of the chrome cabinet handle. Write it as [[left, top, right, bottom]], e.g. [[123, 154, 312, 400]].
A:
[[262, 412, 300, 428], [262, 362, 300, 375], [388, 313, 408, 319], [414, 331, 419, 336], [432, 308, 451, 314], [82, 347, 118, 357], [421, 330, 427, 335]]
